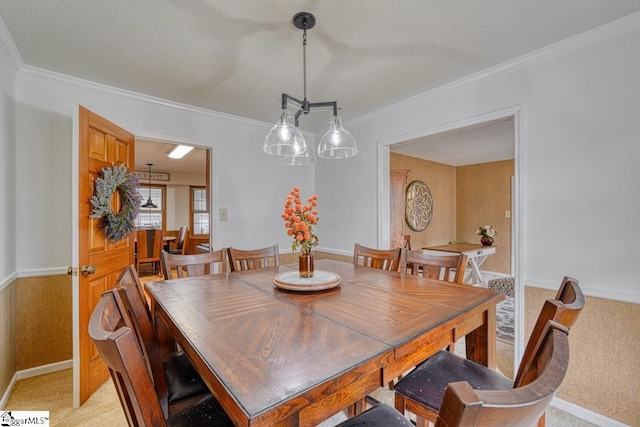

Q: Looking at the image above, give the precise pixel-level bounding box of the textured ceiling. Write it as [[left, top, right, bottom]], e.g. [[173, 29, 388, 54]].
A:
[[392, 117, 515, 167], [1, 1, 640, 167]]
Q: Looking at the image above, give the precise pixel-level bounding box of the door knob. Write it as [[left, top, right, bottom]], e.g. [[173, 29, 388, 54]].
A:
[[81, 265, 97, 276]]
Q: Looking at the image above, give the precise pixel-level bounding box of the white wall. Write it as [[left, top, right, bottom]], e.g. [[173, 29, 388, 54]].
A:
[[14, 71, 314, 274], [0, 25, 17, 286], [316, 15, 640, 301]]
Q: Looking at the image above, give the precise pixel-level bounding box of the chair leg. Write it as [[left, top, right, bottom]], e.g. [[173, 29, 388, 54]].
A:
[[346, 398, 366, 417], [394, 393, 406, 415]]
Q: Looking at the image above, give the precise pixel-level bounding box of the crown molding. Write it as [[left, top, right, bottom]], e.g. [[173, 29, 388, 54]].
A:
[[17, 65, 272, 130], [349, 11, 640, 127], [0, 13, 24, 73]]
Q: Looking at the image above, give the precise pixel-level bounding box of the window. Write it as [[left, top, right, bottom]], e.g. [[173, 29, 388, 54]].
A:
[[190, 186, 209, 236], [135, 185, 166, 229]]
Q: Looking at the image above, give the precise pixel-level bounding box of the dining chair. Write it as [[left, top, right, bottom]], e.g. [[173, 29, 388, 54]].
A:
[[161, 248, 227, 279], [89, 291, 234, 426], [136, 228, 164, 276], [400, 249, 470, 355], [339, 322, 569, 427], [227, 244, 280, 272], [393, 276, 584, 427], [402, 249, 468, 283], [514, 276, 585, 389], [335, 399, 414, 427], [353, 243, 403, 272], [112, 265, 212, 417], [168, 226, 188, 255]]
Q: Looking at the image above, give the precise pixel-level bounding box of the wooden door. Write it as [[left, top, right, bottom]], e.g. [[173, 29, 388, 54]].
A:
[[390, 169, 409, 249], [76, 106, 135, 405]]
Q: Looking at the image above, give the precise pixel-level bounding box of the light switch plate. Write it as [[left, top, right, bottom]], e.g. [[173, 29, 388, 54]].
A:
[[220, 209, 228, 221]]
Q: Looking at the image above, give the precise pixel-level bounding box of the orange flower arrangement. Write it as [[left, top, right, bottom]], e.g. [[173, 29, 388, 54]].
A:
[[282, 187, 319, 254]]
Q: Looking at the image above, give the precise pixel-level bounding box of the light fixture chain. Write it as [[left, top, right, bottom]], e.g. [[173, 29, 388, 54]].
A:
[[303, 28, 307, 101]]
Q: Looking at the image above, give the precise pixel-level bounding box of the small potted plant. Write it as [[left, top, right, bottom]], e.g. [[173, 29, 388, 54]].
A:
[[477, 225, 497, 246]]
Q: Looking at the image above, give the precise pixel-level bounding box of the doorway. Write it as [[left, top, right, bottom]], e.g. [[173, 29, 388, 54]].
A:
[[377, 105, 524, 375], [135, 139, 212, 268]]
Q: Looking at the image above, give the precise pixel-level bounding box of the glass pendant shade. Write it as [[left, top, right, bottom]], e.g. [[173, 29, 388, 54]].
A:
[[280, 134, 316, 165], [317, 116, 358, 159], [264, 110, 306, 157]]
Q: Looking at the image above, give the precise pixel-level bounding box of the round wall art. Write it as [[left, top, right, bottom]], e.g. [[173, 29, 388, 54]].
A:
[[405, 180, 433, 231]]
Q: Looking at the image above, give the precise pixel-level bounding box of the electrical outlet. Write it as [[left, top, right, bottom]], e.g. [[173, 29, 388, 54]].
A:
[[220, 209, 228, 221], [505, 210, 511, 218]]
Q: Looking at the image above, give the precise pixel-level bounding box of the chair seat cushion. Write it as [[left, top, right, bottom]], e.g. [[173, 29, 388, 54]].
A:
[[335, 403, 414, 427], [164, 351, 210, 404], [167, 395, 234, 427], [394, 350, 513, 413]]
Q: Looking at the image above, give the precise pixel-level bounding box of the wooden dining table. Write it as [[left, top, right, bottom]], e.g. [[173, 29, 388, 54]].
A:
[[145, 259, 504, 427]]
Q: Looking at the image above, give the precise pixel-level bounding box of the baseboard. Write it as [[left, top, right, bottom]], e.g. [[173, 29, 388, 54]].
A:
[[0, 359, 73, 410], [15, 359, 73, 380], [0, 372, 18, 410], [551, 397, 629, 427]]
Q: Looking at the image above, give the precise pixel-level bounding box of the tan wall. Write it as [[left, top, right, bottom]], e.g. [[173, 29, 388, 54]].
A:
[[456, 160, 513, 274], [390, 154, 512, 274], [16, 275, 72, 370], [390, 153, 457, 250], [525, 286, 640, 426], [0, 280, 18, 398]]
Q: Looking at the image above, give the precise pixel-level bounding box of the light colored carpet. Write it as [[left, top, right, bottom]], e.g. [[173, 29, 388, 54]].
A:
[[4, 369, 127, 426]]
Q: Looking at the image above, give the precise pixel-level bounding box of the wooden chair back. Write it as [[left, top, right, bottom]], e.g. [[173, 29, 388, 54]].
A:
[[402, 249, 468, 283], [112, 265, 171, 417], [514, 276, 584, 387], [136, 228, 164, 274], [353, 243, 403, 272], [174, 226, 188, 254], [227, 244, 280, 272], [89, 291, 169, 426], [162, 248, 227, 279], [435, 321, 570, 427]]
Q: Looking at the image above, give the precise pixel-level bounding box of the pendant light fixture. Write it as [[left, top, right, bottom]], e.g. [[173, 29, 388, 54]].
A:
[[263, 12, 358, 165], [141, 163, 158, 209]]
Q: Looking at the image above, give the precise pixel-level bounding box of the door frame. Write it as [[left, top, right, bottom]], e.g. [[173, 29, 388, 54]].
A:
[[376, 104, 525, 370]]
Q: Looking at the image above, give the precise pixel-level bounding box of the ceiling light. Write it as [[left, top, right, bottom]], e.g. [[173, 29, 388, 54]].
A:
[[141, 163, 158, 209], [263, 12, 358, 165], [168, 145, 194, 159]]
